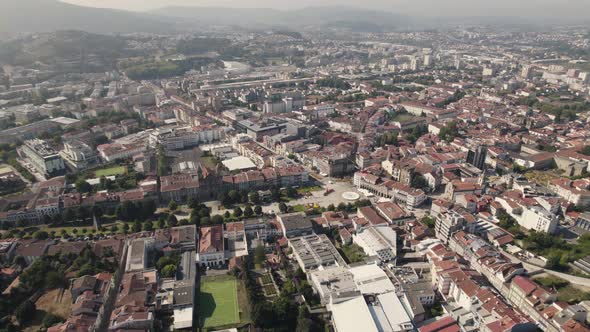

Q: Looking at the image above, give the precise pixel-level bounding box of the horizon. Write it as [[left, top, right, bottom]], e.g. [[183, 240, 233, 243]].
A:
[[59, 0, 590, 19]]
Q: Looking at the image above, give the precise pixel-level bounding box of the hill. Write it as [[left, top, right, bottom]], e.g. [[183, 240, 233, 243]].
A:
[[151, 6, 412, 31], [0, 31, 135, 68], [0, 0, 171, 38]]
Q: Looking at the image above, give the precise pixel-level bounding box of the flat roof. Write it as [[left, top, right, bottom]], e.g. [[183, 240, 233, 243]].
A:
[[331, 296, 379, 332], [349, 264, 395, 295], [222, 156, 257, 171], [173, 307, 193, 330]]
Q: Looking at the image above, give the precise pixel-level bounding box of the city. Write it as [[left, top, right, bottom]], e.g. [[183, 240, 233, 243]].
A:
[[0, 1, 590, 332]]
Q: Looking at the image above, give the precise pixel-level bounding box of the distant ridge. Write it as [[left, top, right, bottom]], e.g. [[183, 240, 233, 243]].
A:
[[150, 5, 412, 31], [0, 0, 172, 38]]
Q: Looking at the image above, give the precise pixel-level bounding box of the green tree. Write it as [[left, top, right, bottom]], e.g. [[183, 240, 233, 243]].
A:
[[16, 300, 36, 326], [411, 175, 428, 189], [279, 203, 288, 213], [249, 191, 261, 204], [167, 214, 178, 227], [143, 221, 154, 232], [211, 215, 224, 224], [168, 200, 178, 211], [42, 313, 63, 328], [254, 245, 266, 265], [161, 264, 177, 278], [33, 231, 49, 240], [254, 205, 263, 215], [244, 206, 254, 218], [234, 207, 243, 218], [75, 178, 91, 194], [132, 221, 142, 233]]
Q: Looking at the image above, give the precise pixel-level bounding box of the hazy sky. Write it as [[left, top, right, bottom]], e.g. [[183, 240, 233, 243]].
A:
[[61, 0, 590, 18]]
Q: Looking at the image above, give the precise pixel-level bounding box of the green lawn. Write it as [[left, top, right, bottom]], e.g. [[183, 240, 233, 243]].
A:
[[199, 276, 239, 328], [341, 244, 367, 263], [296, 186, 323, 195], [94, 166, 127, 177]]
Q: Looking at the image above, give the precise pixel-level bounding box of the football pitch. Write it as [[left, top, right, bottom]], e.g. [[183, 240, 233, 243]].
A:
[[198, 276, 239, 328]]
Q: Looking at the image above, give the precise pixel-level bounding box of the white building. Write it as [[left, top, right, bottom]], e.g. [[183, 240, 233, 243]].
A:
[[19, 139, 66, 177], [353, 225, 397, 263]]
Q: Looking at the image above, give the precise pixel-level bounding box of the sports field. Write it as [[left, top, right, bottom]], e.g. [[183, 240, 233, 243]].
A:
[[198, 276, 239, 328], [94, 166, 127, 177]]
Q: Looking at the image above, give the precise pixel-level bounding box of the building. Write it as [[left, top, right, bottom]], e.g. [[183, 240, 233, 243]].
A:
[[276, 212, 313, 238], [329, 292, 414, 332], [125, 238, 154, 272], [197, 225, 225, 267], [467, 145, 487, 170], [353, 225, 397, 263], [435, 211, 465, 244], [309, 266, 359, 304], [18, 139, 66, 177], [60, 140, 98, 170], [375, 201, 413, 226], [289, 234, 344, 272]]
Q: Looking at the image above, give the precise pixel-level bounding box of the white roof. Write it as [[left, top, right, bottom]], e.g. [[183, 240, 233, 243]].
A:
[[374, 292, 413, 332], [51, 116, 80, 125], [349, 264, 395, 295], [222, 156, 256, 171], [173, 307, 193, 329], [330, 296, 378, 332]]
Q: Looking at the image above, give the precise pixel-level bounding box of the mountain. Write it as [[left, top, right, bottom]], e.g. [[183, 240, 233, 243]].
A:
[[150, 6, 412, 31], [0, 0, 172, 38]]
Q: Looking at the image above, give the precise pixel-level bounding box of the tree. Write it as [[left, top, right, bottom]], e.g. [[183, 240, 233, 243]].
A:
[[168, 200, 178, 211], [200, 216, 210, 225], [13, 255, 26, 268], [337, 202, 347, 211], [46, 271, 65, 289], [279, 203, 288, 213], [327, 204, 335, 211], [249, 191, 261, 204], [92, 205, 104, 218], [188, 197, 199, 209], [211, 215, 224, 224], [411, 175, 428, 189], [224, 211, 231, 219], [158, 218, 166, 229], [286, 187, 297, 198], [296, 306, 311, 332], [132, 221, 142, 233], [421, 216, 436, 229], [234, 207, 243, 218], [143, 221, 153, 232], [33, 231, 49, 240], [141, 200, 156, 218], [228, 190, 240, 204], [254, 205, 263, 215], [161, 264, 177, 278], [122, 223, 129, 233], [167, 214, 178, 227], [254, 245, 266, 265], [42, 313, 63, 328], [16, 300, 36, 326], [438, 121, 460, 142], [75, 178, 91, 194], [244, 206, 254, 218]]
